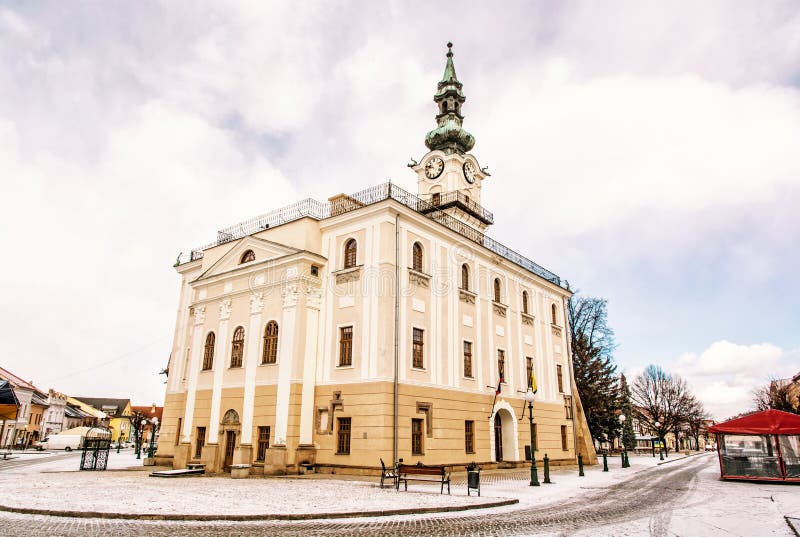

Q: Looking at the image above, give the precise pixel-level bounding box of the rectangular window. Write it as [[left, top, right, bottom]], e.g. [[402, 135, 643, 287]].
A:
[[175, 418, 182, 446], [465, 420, 475, 454], [339, 326, 353, 367], [336, 417, 351, 455], [557, 364, 564, 393], [564, 395, 574, 420], [497, 349, 505, 382], [526, 357, 533, 389], [561, 425, 568, 451], [412, 418, 424, 455], [256, 426, 270, 461], [412, 328, 424, 369], [194, 426, 206, 459], [463, 341, 473, 378]]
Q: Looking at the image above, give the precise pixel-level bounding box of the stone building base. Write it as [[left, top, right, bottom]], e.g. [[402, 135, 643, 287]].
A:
[[264, 445, 287, 475]]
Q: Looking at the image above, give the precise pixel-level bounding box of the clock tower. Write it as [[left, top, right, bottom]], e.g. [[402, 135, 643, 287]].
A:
[[410, 42, 492, 232]]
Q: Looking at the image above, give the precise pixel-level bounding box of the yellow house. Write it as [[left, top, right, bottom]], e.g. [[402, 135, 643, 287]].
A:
[[70, 397, 132, 442]]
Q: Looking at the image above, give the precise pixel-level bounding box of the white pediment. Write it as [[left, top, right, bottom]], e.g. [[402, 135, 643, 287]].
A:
[[194, 236, 301, 281]]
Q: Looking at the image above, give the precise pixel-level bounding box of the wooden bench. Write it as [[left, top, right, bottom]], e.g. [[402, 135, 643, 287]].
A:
[[397, 463, 450, 494], [379, 458, 398, 489]]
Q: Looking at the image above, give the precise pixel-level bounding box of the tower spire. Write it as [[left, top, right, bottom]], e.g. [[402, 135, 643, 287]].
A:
[[425, 42, 475, 154]]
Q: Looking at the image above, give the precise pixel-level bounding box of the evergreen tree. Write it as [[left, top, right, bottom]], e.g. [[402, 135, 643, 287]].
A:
[[619, 374, 637, 451], [568, 296, 620, 444]]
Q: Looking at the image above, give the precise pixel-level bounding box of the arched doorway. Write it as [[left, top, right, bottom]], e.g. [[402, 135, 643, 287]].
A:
[[494, 414, 503, 462], [220, 409, 240, 472], [490, 403, 519, 463]]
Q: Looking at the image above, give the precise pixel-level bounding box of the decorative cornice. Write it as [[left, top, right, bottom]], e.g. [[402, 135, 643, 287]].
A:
[[219, 299, 232, 321], [333, 266, 361, 284], [282, 285, 299, 309], [306, 287, 323, 310], [521, 312, 535, 326], [193, 306, 206, 326], [492, 302, 507, 317], [551, 324, 562, 337], [459, 289, 476, 304], [408, 268, 430, 288], [249, 292, 264, 315]]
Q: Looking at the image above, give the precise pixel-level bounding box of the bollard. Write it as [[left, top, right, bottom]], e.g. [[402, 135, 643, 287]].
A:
[[543, 454, 551, 484], [602, 452, 608, 472], [578, 453, 585, 477], [621, 452, 625, 468]]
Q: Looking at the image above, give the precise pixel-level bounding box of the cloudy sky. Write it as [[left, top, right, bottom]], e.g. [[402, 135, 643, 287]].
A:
[[1, 1, 798, 419]]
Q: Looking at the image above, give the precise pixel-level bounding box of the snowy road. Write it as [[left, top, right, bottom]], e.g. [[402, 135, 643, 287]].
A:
[[1, 453, 797, 536]]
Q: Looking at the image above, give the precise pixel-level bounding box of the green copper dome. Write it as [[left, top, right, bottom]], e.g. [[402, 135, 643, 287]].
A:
[[425, 43, 475, 154]]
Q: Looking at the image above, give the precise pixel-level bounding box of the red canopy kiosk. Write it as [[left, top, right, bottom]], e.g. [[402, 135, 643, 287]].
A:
[[709, 409, 800, 482]]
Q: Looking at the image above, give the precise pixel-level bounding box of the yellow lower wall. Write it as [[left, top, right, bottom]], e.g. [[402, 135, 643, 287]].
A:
[[157, 382, 576, 471]]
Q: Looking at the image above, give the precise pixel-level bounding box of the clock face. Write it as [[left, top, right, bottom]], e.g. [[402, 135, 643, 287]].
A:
[[425, 157, 444, 179], [463, 161, 476, 183]]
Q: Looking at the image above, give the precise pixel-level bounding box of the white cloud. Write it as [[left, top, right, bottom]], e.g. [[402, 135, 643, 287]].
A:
[[1, 1, 799, 408], [671, 341, 798, 420]]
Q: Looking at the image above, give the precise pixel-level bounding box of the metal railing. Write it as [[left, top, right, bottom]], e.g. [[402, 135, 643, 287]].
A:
[[421, 190, 494, 224], [176, 183, 567, 289]]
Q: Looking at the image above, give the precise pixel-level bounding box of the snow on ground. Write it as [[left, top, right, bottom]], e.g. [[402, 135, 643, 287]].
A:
[[559, 456, 800, 537], [0, 449, 693, 517]]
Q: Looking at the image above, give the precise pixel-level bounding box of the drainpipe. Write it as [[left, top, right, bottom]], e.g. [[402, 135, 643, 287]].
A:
[[393, 211, 400, 464], [563, 293, 580, 462]]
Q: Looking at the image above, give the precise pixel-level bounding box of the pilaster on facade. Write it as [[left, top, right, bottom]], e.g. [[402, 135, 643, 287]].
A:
[[240, 292, 264, 447], [299, 287, 322, 446], [208, 301, 232, 444], [180, 306, 206, 443], [274, 284, 299, 446]]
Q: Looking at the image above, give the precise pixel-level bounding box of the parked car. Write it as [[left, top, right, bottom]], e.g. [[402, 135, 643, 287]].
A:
[[38, 427, 89, 451], [705, 444, 716, 451]]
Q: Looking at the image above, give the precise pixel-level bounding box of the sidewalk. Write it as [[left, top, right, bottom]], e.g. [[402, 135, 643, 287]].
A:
[[0, 450, 705, 520]]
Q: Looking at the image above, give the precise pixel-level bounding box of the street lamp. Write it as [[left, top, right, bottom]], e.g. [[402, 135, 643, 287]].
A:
[[136, 418, 147, 460], [619, 414, 628, 468], [147, 417, 159, 458], [654, 420, 663, 461], [523, 389, 540, 487]]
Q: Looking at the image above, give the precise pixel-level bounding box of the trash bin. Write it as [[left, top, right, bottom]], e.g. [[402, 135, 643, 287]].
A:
[[467, 462, 481, 497]]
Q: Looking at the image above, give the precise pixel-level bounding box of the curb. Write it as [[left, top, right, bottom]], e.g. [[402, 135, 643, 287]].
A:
[[0, 498, 519, 522], [656, 451, 711, 466]]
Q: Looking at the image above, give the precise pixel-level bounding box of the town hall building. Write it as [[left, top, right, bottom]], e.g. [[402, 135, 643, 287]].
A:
[[156, 44, 594, 475]]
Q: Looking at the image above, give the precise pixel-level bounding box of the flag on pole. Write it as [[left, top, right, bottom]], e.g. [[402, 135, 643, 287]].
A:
[[495, 378, 502, 395], [529, 367, 538, 394]]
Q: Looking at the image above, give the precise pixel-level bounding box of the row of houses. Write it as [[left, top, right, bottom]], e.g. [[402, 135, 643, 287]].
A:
[[0, 366, 162, 449]]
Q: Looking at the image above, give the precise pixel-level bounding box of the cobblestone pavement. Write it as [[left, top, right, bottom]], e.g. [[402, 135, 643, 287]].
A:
[[0, 456, 710, 536]]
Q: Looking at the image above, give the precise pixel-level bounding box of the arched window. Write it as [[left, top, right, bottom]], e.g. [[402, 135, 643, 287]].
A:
[[344, 239, 357, 269], [551, 304, 558, 325], [412, 242, 423, 272], [230, 326, 245, 368], [262, 321, 279, 365], [240, 250, 255, 264], [202, 332, 215, 371], [522, 291, 529, 315], [461, 264, 470, 291], [493, 278, 502, 303]]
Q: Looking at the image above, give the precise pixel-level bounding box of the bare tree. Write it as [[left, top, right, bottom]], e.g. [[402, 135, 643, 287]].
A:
[[753, 378, 800, 414], [679, 395, 709, 450], [630, 365, 694, 455]]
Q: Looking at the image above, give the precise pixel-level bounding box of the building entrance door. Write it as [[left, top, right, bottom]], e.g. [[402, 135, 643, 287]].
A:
[[223, 431, 236, 471], [494, 413, 503, 462]]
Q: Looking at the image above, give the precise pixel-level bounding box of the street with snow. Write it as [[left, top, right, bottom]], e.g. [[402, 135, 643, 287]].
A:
[[0, 449, 798, 536]]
